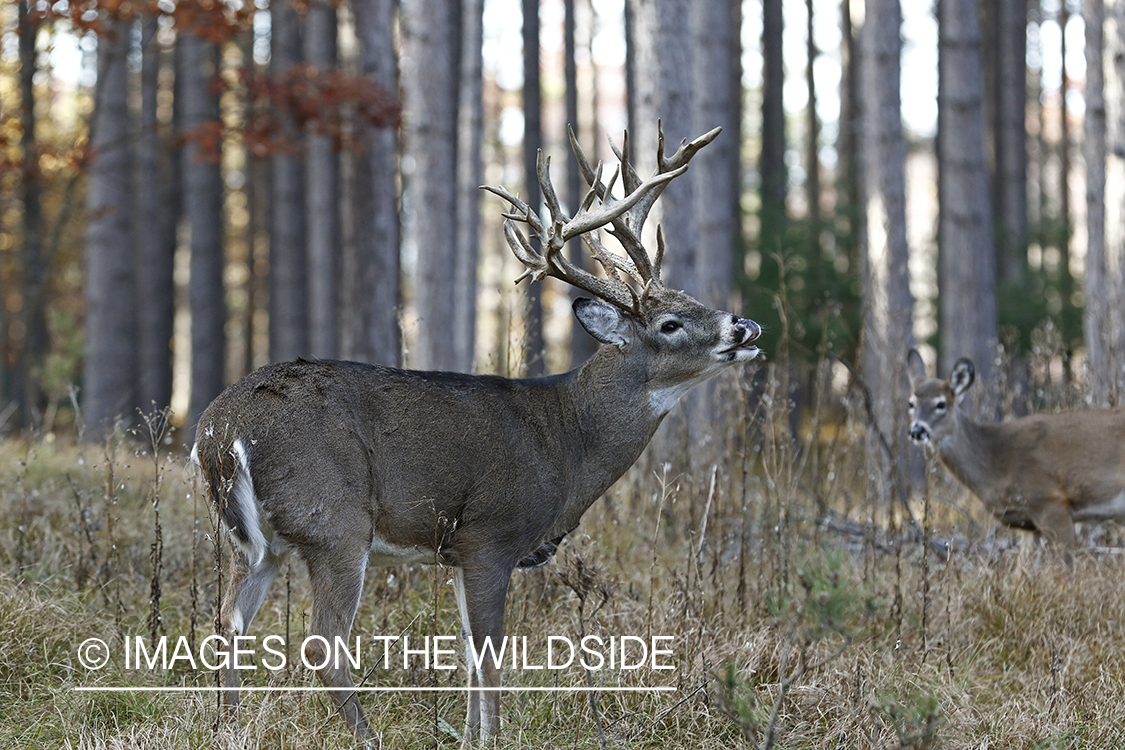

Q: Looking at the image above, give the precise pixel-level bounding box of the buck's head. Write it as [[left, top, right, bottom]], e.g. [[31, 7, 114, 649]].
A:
[[485, 124, 761, 411], [906, 348, 974, 446]]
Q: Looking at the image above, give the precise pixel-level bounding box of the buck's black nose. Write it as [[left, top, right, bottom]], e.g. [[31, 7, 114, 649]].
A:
[[733, 317, 762, 343]]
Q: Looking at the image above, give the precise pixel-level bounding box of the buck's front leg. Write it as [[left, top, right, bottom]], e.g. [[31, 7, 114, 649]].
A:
[[453, 560, 514, 742], [1031, 496, 1078, 553]]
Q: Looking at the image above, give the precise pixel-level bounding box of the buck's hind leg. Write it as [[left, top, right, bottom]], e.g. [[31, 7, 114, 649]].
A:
[[303, 546, 372, 740], [219, 544, 281, 713]]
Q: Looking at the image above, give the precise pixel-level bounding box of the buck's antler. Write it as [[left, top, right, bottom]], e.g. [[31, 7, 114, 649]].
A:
[[483, 122, 721, 314]]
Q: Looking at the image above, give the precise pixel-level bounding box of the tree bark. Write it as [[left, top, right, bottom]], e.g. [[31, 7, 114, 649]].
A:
[[454, 0, 484, 373], [305, 0, 339, 360], [522, 0, 545, 376], [17, 0, 42, 427], [760, 0, 787, 255], [692, 0, 741, 309], [181, 32, 227, 435], [938, 0, 998, 383], [270, 0, 308, 363], [84, 18, 137, 436], [993, 0, 1028, 287], [860, 0, 913, 497], [402, 0, 459, 371], [136, 15, 177, 416], [347, 0, 401, 367]]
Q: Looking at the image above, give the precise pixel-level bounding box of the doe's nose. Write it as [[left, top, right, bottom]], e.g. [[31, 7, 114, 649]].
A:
[[908, 424, 929, 443]]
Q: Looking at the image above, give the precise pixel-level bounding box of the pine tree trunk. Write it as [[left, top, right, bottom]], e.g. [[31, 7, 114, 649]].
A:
[[136, 15, 176, 415], [1085, 0, 1110, 403], [181, 33, 226, 434], [860, 0, 913, 499], [454, 0, 484, 373], [347, 0, 401, 366], [938, 0, 997, 383], [17, 0, 42, 427], [305, 0, 339, 360], [402, 0, 459, 371], [85, 18, 137, 436], [760, 0, 787, 255], [522, 0, 544, 376], [270, 0, 308, 363], [993, 0, 1028, 286]]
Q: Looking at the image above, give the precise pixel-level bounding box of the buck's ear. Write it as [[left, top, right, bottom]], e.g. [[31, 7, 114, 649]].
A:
[[906, 349, 927, 388], [950, 358, 975, 397], [574, 298, 631, 347]]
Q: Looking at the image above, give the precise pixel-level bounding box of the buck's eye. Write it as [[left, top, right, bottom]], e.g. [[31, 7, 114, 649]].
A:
[[660, 320, 682, 333]]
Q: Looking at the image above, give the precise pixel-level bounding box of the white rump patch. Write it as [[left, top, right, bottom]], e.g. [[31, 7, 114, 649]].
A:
[[229, 438, 275, 568]]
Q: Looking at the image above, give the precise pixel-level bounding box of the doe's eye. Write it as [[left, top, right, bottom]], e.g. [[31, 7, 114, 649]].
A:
[[660, 321, 682, 333], [934, 399, 947, 412]]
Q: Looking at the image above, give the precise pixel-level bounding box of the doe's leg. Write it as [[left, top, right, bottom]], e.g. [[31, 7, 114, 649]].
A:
[[219, 546, 280, 713]]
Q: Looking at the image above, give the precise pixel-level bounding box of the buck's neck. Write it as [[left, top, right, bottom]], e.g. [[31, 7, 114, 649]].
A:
[[935, 408, 1001, 503], [550, 344, 669, 521]]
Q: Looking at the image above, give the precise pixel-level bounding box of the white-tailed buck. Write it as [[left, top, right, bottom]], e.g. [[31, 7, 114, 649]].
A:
[[193, 124, 761, 742], [906, 349, 1125, 548]]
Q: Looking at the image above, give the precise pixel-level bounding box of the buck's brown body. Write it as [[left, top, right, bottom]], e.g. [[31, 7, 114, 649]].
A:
[[907, 349, 1125, 547], [194, 124, 761, 743]]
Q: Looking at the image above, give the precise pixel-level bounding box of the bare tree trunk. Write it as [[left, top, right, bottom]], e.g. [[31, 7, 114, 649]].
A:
[[522, 0, 544, 376], [305, 0, 339, 360], [860, 0, 913, 498], [136, 15, 176, 415], [402, 0, 458, 371], [692, 0, 740, 309], [17, 0, 42, 427], [347, 0, 401, 366], [993, 0, 1028, 287], [85, 18, 137, 436], [1085, 0, 1109, 402], [181, 32, 226, 435], [1086, 0, 1125, 403], [629, 0, 696, 291], [454, 0, 484, 373], [760, 0, 787, 255], [938, 0, 997, 383], [838, 0, 861, 274], [270, 0, 308, 363], [804, 0, 822, 255]]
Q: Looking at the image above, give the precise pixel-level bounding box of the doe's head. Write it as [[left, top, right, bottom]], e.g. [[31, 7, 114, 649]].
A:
[[906, 349, 974, 445]]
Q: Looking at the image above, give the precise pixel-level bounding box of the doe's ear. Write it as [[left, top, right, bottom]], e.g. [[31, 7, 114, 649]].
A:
[[906, 349, 927, 388], [574, 298, 631, 347], [950, 358, 975, 397]]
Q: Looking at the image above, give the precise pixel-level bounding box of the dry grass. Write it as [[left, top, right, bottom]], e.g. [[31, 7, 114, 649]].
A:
[[2, 368, 1125, 749]]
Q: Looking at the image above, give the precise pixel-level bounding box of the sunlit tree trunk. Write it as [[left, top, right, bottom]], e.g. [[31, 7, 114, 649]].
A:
[[347, 0, 401, 366], [454, 0, 484, 373], [305, 0, 340, 360], [85, 18, 137, 436], [270, 0, 308, 363], [402, 0, 458, 371], [859, 0, 913, 500], [1084, 0, 1125, 405], [181, 32, 226, 434], [938, 0, 997, 383]]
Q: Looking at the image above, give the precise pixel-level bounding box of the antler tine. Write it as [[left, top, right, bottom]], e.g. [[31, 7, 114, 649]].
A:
[[536, 149, 567, 247]]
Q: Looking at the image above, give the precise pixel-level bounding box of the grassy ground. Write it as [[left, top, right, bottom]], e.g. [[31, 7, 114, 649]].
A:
[[2, 370, 1125, 749]]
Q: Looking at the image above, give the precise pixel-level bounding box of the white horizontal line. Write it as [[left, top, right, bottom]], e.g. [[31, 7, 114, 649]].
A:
[[73, 686, 675, 693]]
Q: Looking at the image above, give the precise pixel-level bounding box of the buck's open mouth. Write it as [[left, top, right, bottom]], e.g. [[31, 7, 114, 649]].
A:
[[721, 342, 760, 357]]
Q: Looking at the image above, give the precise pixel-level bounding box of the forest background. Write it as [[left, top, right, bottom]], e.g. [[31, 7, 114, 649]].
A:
[[2, 0, 1122, 448]]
